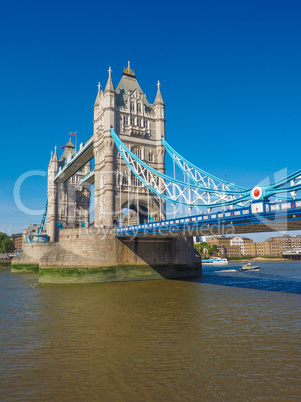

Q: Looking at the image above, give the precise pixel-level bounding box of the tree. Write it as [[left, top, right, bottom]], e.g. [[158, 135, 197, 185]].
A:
[[209, 244, 218, 255], [194, 242, 218, 256], [0, 232, 15, 253]]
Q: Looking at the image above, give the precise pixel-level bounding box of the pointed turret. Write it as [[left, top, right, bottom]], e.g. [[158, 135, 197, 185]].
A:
[[47, 146, 59, 241], [154, 80, 164, 105], [49, 151, 53, 165], [59, 140, 75, 166], [53, 145, 58, 161], [51, 146, 59, 174], [94, 82, 102, 107], [104, 67, 115, 93], [153, 80, 165, 168], [48, 147, 58, 170]]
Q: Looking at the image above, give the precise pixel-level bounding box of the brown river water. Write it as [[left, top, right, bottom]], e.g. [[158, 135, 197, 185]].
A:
[[0, 261, 300, 401]]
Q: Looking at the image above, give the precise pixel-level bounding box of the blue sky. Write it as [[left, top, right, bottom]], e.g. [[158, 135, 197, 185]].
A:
[[1, 0, 301, 241]]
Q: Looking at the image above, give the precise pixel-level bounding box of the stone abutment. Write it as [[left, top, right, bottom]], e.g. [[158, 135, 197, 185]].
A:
[[11, 228, 202, 283]]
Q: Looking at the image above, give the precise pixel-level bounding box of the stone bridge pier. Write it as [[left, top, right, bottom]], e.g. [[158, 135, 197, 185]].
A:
[[12, 228, 202, 283]]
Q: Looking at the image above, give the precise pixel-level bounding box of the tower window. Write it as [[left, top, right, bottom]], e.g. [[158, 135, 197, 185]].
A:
[[131, 117, 135, 125], [133, 148, 142, 159], [130, 102, 135, 112], [132, 174, 141, 186], [123, 115, 128, 125], [144, 119, 148, 129], [137, 103, 141, 113], [148, 153, 154, 162]]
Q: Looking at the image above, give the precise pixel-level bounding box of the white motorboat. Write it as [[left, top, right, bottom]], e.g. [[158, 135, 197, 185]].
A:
[[202, 258, 228, 265]]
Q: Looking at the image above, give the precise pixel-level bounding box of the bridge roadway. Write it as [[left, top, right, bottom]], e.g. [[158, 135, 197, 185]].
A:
[[54, 136, 94, 183], [116, 199, 301, 238]]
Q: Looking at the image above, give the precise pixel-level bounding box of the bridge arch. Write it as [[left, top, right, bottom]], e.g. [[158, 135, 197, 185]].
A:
[[117, 195, 161, 226]]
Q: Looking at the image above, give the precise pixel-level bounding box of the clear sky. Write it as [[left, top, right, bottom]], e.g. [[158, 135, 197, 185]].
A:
[[1, 0, 301, 241]]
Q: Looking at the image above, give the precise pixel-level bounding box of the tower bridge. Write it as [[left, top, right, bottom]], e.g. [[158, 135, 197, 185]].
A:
[[12, 62, 301, 283]]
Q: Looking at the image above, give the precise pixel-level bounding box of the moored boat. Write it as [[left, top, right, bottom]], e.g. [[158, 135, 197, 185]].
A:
[[202, 257, 228, 265]]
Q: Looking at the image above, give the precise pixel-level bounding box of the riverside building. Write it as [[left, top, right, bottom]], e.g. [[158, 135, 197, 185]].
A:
[[10, 233, 22, 253], [207, 235, 301, 257]]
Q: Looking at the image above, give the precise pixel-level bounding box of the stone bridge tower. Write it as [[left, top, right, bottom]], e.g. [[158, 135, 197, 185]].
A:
[[47, 141, 91, 242], [93, 63, 166, 227]]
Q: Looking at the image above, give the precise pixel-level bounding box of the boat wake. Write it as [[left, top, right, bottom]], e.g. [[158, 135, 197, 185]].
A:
[[214, 269, 238, 273]]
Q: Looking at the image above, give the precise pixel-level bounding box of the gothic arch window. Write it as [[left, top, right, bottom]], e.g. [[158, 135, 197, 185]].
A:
[[130, 117, 135, 126], [118, 170, 128, 186], [130, 102, 135, 112], [132, 147, 142, 160], [137, 103, 141, 113], [123, 115, 128, 125], [148, 152, 154, 162], [122, 173, 128, 185], [131, 173, 141, 187], [144, 119, 148, 129], [117, 170, 122, 185]]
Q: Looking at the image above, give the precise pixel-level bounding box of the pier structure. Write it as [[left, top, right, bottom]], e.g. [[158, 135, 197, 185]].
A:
[[282, 249, 301, 260]]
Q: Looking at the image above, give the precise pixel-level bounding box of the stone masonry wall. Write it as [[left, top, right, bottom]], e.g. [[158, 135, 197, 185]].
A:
[[11, 228, 202, 283], [40, 228, 122, 268], [12, 242, 58, 265], [39, 228, 201, 269]]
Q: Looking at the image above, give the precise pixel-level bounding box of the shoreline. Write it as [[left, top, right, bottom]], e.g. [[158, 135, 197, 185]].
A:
[[228, 256, 286, 262]]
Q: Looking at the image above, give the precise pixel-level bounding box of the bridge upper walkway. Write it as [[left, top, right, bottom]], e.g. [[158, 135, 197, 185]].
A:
[[54, 136, 94, 183]]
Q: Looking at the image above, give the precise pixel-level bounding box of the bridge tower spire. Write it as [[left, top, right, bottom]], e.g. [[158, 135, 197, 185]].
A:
[[47, 146, 59, 241], [154, 80, 166, 175], [104, 67, 114, 93], [94, 66, 116, 226]]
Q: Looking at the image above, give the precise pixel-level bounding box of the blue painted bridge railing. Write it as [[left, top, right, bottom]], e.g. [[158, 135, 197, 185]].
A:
[[116, 199, 301, 237]]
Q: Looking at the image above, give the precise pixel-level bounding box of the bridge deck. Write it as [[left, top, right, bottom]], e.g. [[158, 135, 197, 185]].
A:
[[116, 199, 301, 238]]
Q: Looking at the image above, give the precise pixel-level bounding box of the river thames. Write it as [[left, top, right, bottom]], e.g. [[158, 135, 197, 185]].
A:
[[0, 261, 300, 400]]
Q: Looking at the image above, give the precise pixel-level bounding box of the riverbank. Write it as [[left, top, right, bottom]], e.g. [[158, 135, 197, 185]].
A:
[[228, 256, 286, 262]]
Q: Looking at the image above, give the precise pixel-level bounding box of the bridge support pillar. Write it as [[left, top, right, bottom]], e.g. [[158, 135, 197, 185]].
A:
[[16, 228, 202, 283]]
